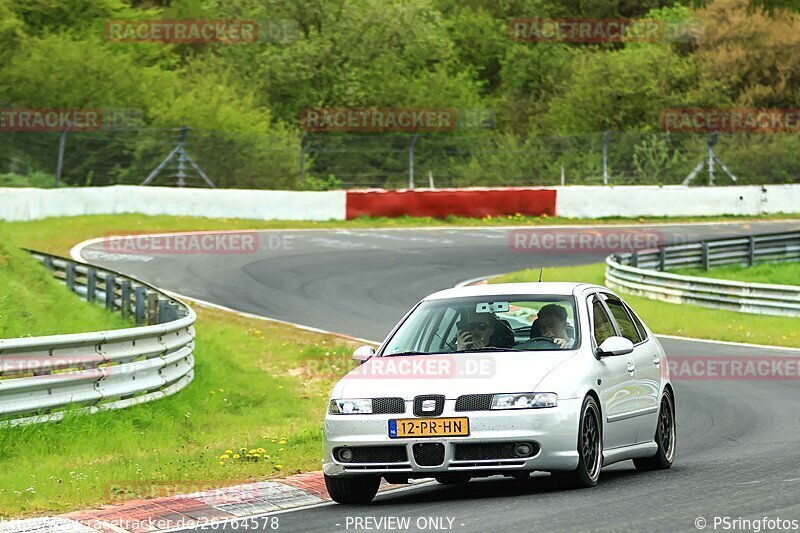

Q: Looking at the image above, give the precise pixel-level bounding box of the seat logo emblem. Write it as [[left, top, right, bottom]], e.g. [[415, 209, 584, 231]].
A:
[[421, 399, 436, 412]]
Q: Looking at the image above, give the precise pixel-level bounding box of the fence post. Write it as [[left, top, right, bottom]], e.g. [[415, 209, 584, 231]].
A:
[[135, 286, 146, 325], [408, 134, 418, 189], [658, 248, 666, 271], [630, 252, 639, 268], [105, 274, 116, 310], [157, 298, 169, 324], [86, 268, 96, 302], [146, 292, 158, 325], [701, 242, 710, 270], [121, 280, 131, 318], [55, 129, 68, 188], [602, 131, 611, 185], [66, 263, 76, 291], [748, 236, 756, 267]]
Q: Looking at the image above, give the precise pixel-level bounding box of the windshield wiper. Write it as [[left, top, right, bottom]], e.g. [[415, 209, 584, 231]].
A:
[[449, 347, 521, 354], [383, 351, 430, 357]]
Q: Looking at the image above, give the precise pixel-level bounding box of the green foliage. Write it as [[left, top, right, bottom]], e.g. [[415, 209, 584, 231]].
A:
[[302, 174, 343, 191], [1, 0, 799, 188]]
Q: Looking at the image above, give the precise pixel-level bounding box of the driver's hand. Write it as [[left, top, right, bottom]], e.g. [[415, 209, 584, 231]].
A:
[[456, 330, 473, 350], [553, 337, 568, 348]]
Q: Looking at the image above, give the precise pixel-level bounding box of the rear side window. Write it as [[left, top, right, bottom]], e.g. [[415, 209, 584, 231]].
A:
[[624, 302, 649, 342], [603, 296, 643, 344], [591, 297, 616, 346]]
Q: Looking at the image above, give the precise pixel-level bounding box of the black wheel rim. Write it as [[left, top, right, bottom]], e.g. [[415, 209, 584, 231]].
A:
[[659, 395, 676, 462], [581, 403, 601, 480]]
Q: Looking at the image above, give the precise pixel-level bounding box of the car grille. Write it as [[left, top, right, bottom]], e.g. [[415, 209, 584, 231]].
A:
[[335, 446, 408, 463], [413, 394, 445, 417], [454, 394, 493, 412], [454, 442, 540, 461], [413, 443, 445, 466], [372, 397, 405, 414]]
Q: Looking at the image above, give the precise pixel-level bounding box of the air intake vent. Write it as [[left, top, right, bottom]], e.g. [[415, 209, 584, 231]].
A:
[[372, 397, 405, 414], [413, 443, 445, 466], [455, 394, 493, 412]]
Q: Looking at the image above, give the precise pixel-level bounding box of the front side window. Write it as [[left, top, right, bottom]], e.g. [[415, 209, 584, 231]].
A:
[[382, 295, 580, 355]]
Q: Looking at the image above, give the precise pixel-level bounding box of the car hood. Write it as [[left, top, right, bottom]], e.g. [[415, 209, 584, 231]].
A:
[[335, 351, 576, 400]]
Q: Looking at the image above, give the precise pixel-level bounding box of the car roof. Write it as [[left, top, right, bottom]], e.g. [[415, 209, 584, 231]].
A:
[[424, 282, 605, 301]]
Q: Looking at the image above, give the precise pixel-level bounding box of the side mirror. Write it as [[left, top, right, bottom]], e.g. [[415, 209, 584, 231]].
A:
[[596, 336, 634, 358], [353, 345, 376, 364]]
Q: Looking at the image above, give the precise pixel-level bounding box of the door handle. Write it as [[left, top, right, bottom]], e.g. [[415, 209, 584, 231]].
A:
[[627, 362, 635, 373]]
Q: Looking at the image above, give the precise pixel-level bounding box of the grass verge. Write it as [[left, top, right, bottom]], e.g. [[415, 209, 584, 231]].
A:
[[0, 305, 359, 517], [0, 228, 129, 338], [4, 212, 800, 256], [671, 261, 800, 286], [492, 264, 800, 348]]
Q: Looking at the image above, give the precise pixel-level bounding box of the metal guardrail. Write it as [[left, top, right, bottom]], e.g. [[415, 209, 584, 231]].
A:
[[0, 251, 195, 426], [606, 230, 800, 317]]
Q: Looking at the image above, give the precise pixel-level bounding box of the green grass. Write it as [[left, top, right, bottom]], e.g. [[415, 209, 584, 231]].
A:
[[492, 263, 800, 348], [0, 305, 361, 517], [4, 212, 800, 256], [671, 261, 800, 286], [0, 228, 129, 338]]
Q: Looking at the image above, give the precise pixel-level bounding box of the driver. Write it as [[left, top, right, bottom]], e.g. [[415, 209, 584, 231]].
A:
[[455, 309, 513, 350], [536, 304, 572, 348]]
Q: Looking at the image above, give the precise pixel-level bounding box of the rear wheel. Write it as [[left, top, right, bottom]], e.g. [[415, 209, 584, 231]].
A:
[[552, 395, 602, 489], [324, 474, 380, 504], [634, 392, 675, 471]]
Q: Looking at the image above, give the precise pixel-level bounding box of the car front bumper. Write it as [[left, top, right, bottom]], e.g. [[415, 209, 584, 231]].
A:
[[323, 398, 581, 477]]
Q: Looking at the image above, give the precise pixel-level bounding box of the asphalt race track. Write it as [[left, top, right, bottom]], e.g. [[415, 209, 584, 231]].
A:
[[79, 221, 800, 533]]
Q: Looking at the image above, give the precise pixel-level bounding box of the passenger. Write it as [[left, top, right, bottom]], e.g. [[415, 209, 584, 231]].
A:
[[456, 310, 514, 350], [537, 304, 572, 348]]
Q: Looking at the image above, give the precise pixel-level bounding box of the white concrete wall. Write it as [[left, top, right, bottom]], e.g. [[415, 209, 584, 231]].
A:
[[0, 186, 347, 221], [555, 184, 800, 218]]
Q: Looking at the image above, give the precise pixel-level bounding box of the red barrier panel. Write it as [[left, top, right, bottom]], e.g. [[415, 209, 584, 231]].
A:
[[346, 188, 557, 219]]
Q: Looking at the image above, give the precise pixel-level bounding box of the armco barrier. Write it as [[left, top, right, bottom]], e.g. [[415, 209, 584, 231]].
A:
[[346, 187, 557, 219], [0, 251, 195, 426], [606, 231, 800, 317]]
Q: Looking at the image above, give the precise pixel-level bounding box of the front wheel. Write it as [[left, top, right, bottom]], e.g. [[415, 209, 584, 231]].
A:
[[324, 474, 380, 504], [634, 391, 676, 471], [552, 395, 602, 489]]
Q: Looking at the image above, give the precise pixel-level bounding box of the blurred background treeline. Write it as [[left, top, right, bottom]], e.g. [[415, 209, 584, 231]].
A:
[[1, 0, 799, 189]]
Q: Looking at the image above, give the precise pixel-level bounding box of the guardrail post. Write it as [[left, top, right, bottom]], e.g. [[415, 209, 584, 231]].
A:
[[121, 280, 131, 318], [86, 268, 97, 302], [158, 298, 168, 324], [630, 252, 639, 268], [658, 248, 666, 271], [105, 274, 116, 310], [66, 263, 76, 291], [43, 256, 54, 270], [701, 242, 710, 270], [135, 286, 146, 325], [748, 236, 756, 267], [146, 292, 158, 325]]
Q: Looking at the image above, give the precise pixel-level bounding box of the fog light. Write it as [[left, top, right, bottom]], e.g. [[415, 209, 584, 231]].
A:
[[514, 443, 534, 457], [337, 448, 354, 462]]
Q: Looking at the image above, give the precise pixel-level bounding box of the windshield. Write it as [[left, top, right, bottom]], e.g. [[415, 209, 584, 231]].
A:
[[382, 295, 580, 355]]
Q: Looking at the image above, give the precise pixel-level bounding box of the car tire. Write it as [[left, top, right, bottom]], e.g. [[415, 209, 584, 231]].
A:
[[324, 474, 381, 504], [435, 473, 471, 485], [634, 391, 676, 471], [552, 395, 603, 489]]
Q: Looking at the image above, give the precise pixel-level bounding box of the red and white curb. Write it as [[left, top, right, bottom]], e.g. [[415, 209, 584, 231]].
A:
[[0, 472, 431, 533]]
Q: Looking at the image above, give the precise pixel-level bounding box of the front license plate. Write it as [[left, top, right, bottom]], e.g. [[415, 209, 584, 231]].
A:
[[388, 417, 469, 438]]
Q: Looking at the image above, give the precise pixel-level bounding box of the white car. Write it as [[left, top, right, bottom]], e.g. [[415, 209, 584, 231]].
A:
[[323, 282, 675, 503]]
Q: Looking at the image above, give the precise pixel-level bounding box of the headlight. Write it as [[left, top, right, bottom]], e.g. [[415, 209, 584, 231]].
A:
[[491, 392, 558, 410], [328, 399, 373, 414]]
